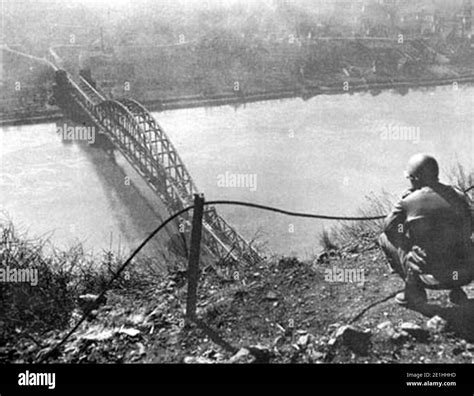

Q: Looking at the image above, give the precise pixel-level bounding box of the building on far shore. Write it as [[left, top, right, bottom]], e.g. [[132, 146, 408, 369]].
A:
[[462, 0, 473, 40], [0, 47, 4, 88]]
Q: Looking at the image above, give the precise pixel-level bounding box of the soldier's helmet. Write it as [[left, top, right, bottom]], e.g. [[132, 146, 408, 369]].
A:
[[405, 153, 439, 182]]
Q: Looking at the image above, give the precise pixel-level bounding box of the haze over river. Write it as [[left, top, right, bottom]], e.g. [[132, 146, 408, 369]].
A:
[[1, 85, 472, 260]]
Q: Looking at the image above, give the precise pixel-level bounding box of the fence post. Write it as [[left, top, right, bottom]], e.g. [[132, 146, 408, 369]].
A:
[[186, 194, 205, 320]]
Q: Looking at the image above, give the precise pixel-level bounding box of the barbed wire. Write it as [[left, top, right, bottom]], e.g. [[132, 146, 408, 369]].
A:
[[206, 200, 386, 221], [36, 188, 474, 362], [37, 203, 194, 363]]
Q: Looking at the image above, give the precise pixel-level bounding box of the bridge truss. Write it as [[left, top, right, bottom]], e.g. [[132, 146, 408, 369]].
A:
[[53, 70, 262, 265]]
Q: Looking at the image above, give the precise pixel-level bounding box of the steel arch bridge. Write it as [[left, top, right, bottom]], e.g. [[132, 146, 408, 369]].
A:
[[53, 69, 261, 265]]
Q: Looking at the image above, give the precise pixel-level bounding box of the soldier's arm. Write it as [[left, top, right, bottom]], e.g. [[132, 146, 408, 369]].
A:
[[383, 198, 407, 246], [467, 193, 474, 233], [454, 186, 473, 233]]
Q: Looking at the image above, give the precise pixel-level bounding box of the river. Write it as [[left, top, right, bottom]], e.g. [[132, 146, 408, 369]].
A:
[[0, 85, 472, 261]]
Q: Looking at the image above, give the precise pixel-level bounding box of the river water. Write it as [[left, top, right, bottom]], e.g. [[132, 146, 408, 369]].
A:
[[0, 85, 472, 260]]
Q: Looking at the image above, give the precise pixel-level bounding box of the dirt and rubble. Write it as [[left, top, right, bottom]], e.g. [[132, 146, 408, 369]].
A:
[[2, 233, 474, 364]]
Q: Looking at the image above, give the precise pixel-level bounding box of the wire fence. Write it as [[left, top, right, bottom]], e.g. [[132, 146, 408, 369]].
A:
[[37, 188, 474, 361]]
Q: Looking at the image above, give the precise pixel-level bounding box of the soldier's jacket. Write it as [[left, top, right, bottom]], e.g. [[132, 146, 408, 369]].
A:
[[384, 182, 473, 283]]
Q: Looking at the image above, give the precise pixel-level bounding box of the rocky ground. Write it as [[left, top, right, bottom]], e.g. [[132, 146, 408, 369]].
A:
[[3, 234, 474, 364]]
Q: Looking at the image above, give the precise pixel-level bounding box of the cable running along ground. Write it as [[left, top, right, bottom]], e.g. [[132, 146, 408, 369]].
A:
[[37, 190, 473, 362]]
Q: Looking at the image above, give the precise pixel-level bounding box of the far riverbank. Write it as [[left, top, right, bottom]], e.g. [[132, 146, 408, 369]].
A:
[[2, 73, 474, 127]]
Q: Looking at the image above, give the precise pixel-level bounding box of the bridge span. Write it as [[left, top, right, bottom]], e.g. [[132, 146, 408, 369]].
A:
[[52, 67, 262, 266]]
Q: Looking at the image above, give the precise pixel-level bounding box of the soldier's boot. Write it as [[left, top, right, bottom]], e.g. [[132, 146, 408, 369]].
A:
[[395, 271, 427, 307]]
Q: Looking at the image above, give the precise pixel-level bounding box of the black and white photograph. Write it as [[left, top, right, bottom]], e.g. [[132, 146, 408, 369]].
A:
[[0, 0, 473, 391]]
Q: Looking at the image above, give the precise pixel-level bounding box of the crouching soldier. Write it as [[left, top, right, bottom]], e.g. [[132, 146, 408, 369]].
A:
[[379, 153, 473, 307]]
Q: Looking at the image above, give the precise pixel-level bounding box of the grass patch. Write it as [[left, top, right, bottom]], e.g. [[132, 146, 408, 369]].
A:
[[446, 162, 474, 196], [318, 191, 395, 251], [0, 220, 165, 341]]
